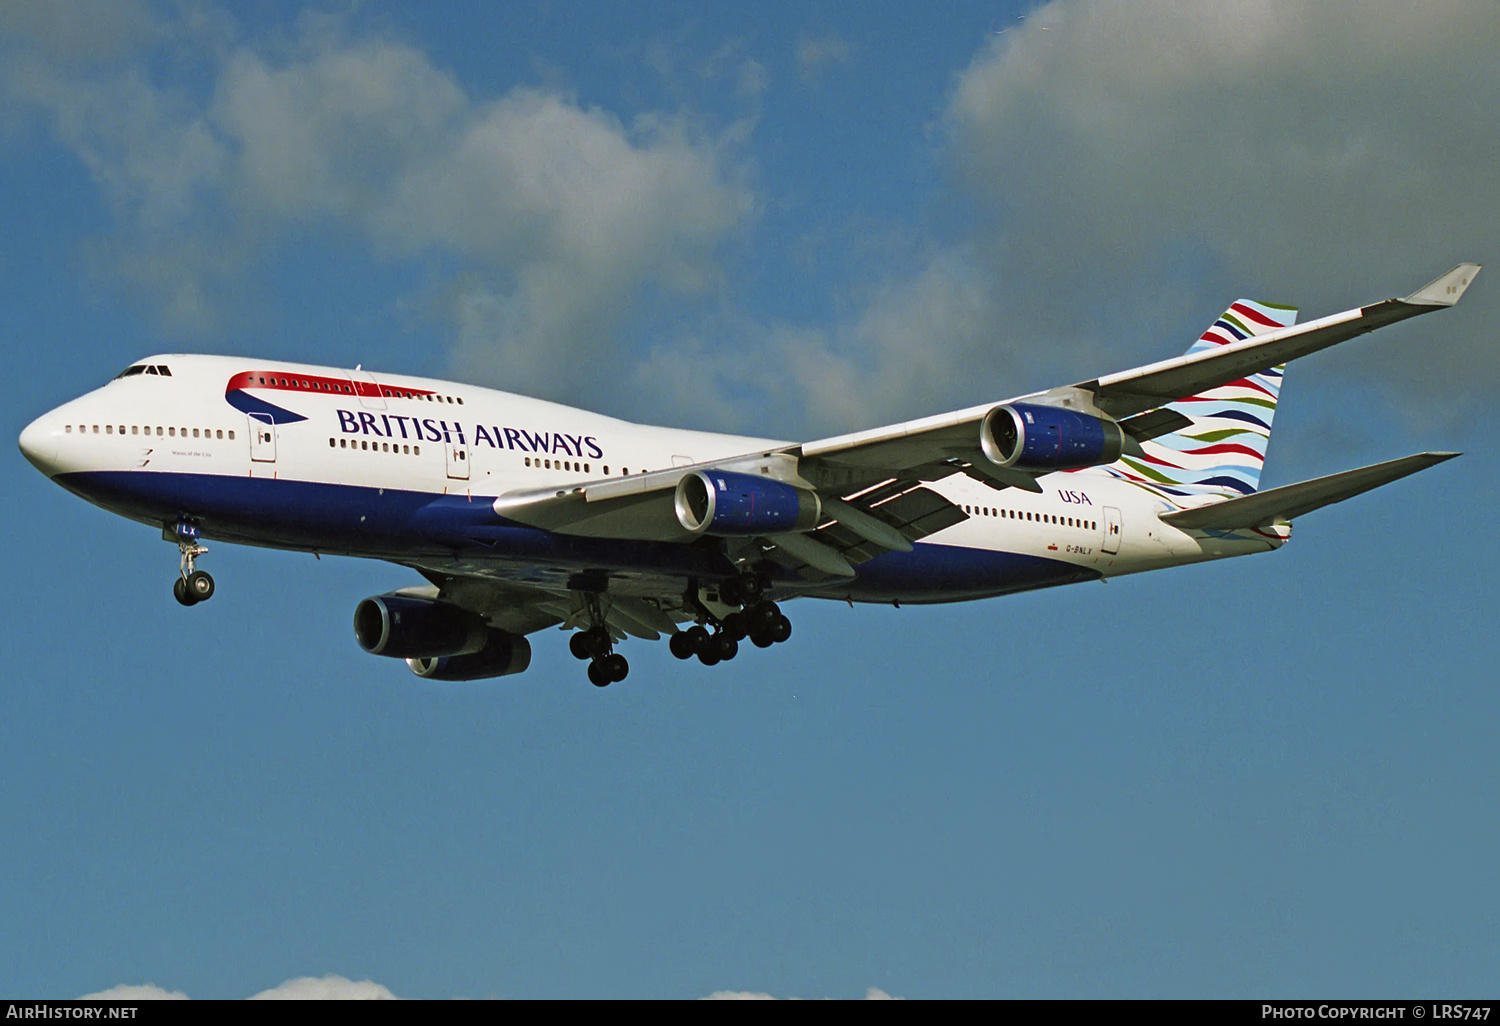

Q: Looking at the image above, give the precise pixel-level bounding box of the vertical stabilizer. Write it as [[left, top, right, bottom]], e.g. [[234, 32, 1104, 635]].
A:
[[1111, 299, 1297, 496]]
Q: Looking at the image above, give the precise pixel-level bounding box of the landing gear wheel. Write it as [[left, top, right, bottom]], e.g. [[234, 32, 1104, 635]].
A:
[[697, 647, 721, 667], [173, 577, 198, 607], [185, 570, 214, 602], [747, 601, 780, 633], [770, 614, 792, 644], [740, 575, 763, 601], [749, 628, 774, 648], [684, 624, 712, 655], [569, 632, 593, 660], [715, 633, 739, 661], [587, 660, 612, 687], [602, 653, 629, 683], [721, 612, 747, 641], [669, 632, 695, 660]]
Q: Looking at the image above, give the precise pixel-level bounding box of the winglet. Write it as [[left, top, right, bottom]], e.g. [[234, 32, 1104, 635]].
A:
[[1403, 263, 1481, 307]]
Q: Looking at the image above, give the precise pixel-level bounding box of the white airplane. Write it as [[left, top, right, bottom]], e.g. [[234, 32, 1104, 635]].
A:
[[17, 264, 1479, 686]]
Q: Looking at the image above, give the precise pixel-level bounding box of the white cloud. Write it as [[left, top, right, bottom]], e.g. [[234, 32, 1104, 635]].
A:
[[942, 0, 1500, 420], [78, 975, 397, 999], [3, 9, 755, 397], [249, 975, 398, 1000], [77, 983, 189, 1000]]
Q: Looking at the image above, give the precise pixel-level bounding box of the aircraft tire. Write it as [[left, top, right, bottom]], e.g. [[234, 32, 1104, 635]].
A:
[[173, 577, 198, 607], [770, 615, 792, 644], [684, 624, 712, 655], [569, 632, 593, 660], [721, 612, 747, 641], [669, 632, 695, 660], [186, 570, 215, 603], [715, 634, 738, 661], [697, 647, 721, 667], [587, 660, 611, 687], [603, 653, 629, 683]]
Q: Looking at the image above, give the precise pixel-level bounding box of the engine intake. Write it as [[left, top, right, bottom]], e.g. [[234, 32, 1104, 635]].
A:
[[674, 469, 821, 536], [981, 402, 1124, 472], [407, 631, 532, 681], [353, 593, 488, 659]]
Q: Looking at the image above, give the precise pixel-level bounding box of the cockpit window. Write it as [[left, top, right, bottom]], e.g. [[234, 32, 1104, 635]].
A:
[[116, 365, 147, 378], [156, 365, 171, 376]]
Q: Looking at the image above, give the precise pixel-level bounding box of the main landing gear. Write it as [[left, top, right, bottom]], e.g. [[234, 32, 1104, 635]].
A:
[[170, 521, 215, 607], [568, 623, 630, 687], [669, 573, 792, 668]]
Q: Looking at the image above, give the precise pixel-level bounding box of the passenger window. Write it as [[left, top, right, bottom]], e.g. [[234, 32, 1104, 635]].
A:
[[329, 438, 335, 447], [228, 430, 235, 440], [603, 466, 609, 475], [403, 445, 409, 454], [65, 425, 71, 433], [216, 430, 223, 439], [457, 397, 463, 405], [340, 438, 347, 448], [106, 425, 113, 434], [92, 425, 99, 433], [169, 427, 175, 436], [413, 446, 419, 455]]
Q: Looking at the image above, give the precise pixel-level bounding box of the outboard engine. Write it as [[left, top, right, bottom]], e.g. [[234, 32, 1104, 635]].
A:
[[981, 402, 1124, 472], [674, 469, 821, 536], [407, 632, 532, 681]]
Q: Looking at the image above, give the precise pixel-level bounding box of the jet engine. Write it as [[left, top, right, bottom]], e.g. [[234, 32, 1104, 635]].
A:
[[980, 402, 1124, 472], [406, 632, 531, 681], [353, 592, 488, 659], [674, 469, 821, 536]]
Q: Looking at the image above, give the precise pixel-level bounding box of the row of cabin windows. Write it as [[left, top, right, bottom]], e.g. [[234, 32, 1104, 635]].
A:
[[244, 375, 463, 406], [69, 423, 233, 440], [331, 437, 421, 455], [522, 458, 643, 476], [965, 504, 1095, 531], [383, 388, 462, 404], [524, 457, 602, 473]]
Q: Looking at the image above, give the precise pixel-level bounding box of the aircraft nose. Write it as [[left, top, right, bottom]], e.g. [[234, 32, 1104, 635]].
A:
[[18, 414, 60, 476]]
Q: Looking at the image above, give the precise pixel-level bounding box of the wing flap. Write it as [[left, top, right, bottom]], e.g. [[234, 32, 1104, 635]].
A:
[[1160, 452, 1458, 530]]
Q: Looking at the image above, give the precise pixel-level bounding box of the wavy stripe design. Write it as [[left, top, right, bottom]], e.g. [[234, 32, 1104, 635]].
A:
[[1104, 298, 1297, 498]]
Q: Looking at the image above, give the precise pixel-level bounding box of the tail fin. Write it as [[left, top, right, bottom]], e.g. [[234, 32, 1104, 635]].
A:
[[1111, 299, 1297, 496]]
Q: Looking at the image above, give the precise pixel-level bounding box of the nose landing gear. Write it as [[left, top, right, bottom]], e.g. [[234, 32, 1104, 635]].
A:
[[169, 521, 214, 607]]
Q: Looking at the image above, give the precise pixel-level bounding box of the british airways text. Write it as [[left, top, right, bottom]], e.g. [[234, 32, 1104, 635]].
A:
[[336, 410, 603, 458]]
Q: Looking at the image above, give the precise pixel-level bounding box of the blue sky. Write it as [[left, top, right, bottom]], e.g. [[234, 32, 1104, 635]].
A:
[[3, 0, 1498, 999]]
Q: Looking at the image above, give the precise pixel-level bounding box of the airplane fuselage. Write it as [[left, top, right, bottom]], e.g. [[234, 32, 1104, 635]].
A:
[[19, 354, 1283, 608]]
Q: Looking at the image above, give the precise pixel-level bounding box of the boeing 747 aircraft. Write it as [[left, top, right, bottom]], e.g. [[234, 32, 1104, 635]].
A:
[[17, 265, 1478, 686]]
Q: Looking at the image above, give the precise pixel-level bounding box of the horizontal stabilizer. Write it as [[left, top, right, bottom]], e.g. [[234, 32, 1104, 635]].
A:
[[1160, 452, 1459, 530]]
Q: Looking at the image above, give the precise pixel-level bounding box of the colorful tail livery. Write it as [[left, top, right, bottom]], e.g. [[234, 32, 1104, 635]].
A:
[[1110, 299, 1297, 497]]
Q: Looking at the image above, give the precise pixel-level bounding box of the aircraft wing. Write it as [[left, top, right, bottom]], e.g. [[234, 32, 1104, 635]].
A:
[[1081, 264, 1480, 419], [1160, 451, 1459, 530], [471, 264, 1476, 578]]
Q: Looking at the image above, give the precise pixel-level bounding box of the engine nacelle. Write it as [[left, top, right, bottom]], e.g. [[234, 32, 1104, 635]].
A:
[[353, 593, 488, 659], [406, 631, 532, 681], [980, 402, 1124, 472], [674, 469, 821, 536]]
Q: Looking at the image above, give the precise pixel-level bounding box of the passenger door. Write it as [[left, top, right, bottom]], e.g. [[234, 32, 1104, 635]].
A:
[[248, 413, 276, 463]]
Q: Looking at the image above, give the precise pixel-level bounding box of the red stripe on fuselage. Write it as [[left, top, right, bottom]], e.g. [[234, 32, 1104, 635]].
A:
[[225, 371, 435, 400]]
